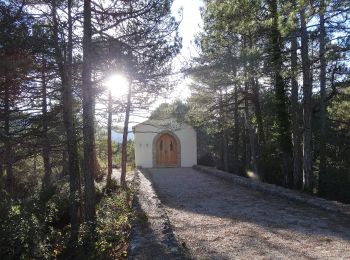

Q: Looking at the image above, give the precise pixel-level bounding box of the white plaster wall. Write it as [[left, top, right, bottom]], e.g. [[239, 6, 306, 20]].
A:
[[134, 121, 197, 168], [175, 125, 197, 167], [134, 124, 158, 168]]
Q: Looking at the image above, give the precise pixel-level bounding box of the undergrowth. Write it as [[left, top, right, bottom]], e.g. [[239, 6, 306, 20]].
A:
[[0, 179, 136, 260]]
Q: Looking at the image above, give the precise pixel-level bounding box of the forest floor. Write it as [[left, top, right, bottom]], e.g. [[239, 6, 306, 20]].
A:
[[147, 167, 350, 259]]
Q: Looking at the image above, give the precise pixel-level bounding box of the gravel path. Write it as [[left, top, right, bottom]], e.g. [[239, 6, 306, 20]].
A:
[[147, 167, 350, 259]]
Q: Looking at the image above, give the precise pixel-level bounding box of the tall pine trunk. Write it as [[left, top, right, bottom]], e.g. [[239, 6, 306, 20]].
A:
[[248, 35, 265, 148], [251, 78, 265, 146], [243, 82, 252, 172], [106, 90, 113, 191], [242, 41, 255, 174], [269, 0, 293, 187], [52, 0, 81, 248], [233, 84, 239, 174], [244, 78, 258, 176], [290, 2, 302, 189], [82, 0, 96, 223], [121, 83, 131, 188], [318, 0, 327, 194], [247, 35, 264, 178], [66, 0, 81, 245], [219, 90, 228, 172], [300, 6, 313, 192], [222, 132, 229, 172], [41, 58, 52, 191], [245, 111, 259, 177], [4, 83, 13, 196], [251, 77, 265, 180]]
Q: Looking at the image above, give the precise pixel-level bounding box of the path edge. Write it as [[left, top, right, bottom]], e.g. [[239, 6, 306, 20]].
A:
[[193, 165, 350, 216], [127, 168, 188, 260]]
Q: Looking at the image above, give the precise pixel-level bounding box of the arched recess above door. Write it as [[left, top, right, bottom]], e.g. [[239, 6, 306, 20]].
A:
[[152, 131, 181, 167]]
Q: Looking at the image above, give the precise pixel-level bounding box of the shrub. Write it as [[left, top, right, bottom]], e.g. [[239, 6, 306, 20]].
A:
[[94, 189, 134, 259]]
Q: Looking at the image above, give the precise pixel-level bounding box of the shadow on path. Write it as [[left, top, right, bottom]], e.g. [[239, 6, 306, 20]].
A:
[[144, 167, 350, 259]]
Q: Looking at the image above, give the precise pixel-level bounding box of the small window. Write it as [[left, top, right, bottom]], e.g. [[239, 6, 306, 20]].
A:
[[170, 141, 173, 151], [160, 140, 163, 150]]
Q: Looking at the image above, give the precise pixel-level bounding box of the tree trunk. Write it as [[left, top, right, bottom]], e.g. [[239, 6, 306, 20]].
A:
[[290, 2, 302, 189], [219, 90, 228, 172], [251, 77, 266, 180], [82, 0, 96, 223], [121, 83, 132, 188], [0, 163, 3, 182], [242, 120, 248, 171], [247, 35, 264, 178], [318, 0, 327, 194], [222, 129, 229, 172], [248, 35, 265, 148], [245, 111, 259, 177], [300, 6, 313, 192], [269, 0, 293, 187], [106, 90, 113, 191], [4, 84, 13, 196], [244, 79, 258, 176], [244, 83, 251, 172], [52, 0, 81, 248], [66, 0, 82, 244], [233, 84, 239, 174], [41, 58, 52, 191], [251, 78, 265, 146]]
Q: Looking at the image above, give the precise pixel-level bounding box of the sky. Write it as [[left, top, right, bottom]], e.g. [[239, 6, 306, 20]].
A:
[[126, 0, 204, 127], [110, 0, 204, 138], [157, 0, 204, 103], [172, 0, 203, 63]]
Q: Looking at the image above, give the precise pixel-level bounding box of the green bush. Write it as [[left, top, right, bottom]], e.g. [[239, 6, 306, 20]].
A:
[[0, 198, 66, 259], [94, 189, 134, 259], [0, 176, 135, 259]]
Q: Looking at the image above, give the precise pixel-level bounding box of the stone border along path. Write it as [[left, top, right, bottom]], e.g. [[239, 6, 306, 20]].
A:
[[194, 165, 350, 216], [127, 169, 189, 260], [140, 167, 350, 259]]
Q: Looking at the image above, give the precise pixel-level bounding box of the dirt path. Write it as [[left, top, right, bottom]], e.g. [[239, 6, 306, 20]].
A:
[[147, 168, 350, 259]]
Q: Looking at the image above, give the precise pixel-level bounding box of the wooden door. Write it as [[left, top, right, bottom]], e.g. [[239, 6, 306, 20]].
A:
[[156, 134, 177, 166]]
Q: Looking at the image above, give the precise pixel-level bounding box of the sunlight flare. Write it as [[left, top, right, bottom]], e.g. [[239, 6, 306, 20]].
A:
[[105, 74, 129, 97]]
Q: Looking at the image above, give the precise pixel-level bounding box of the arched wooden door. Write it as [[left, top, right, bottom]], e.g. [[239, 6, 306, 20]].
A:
[[156, 134, 177, 167]]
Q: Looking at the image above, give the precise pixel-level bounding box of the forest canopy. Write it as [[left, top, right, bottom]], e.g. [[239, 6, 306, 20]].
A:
[[0, 0, 180, 258], [184, 0, 350, 202], [0, 0, 350, 258]]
